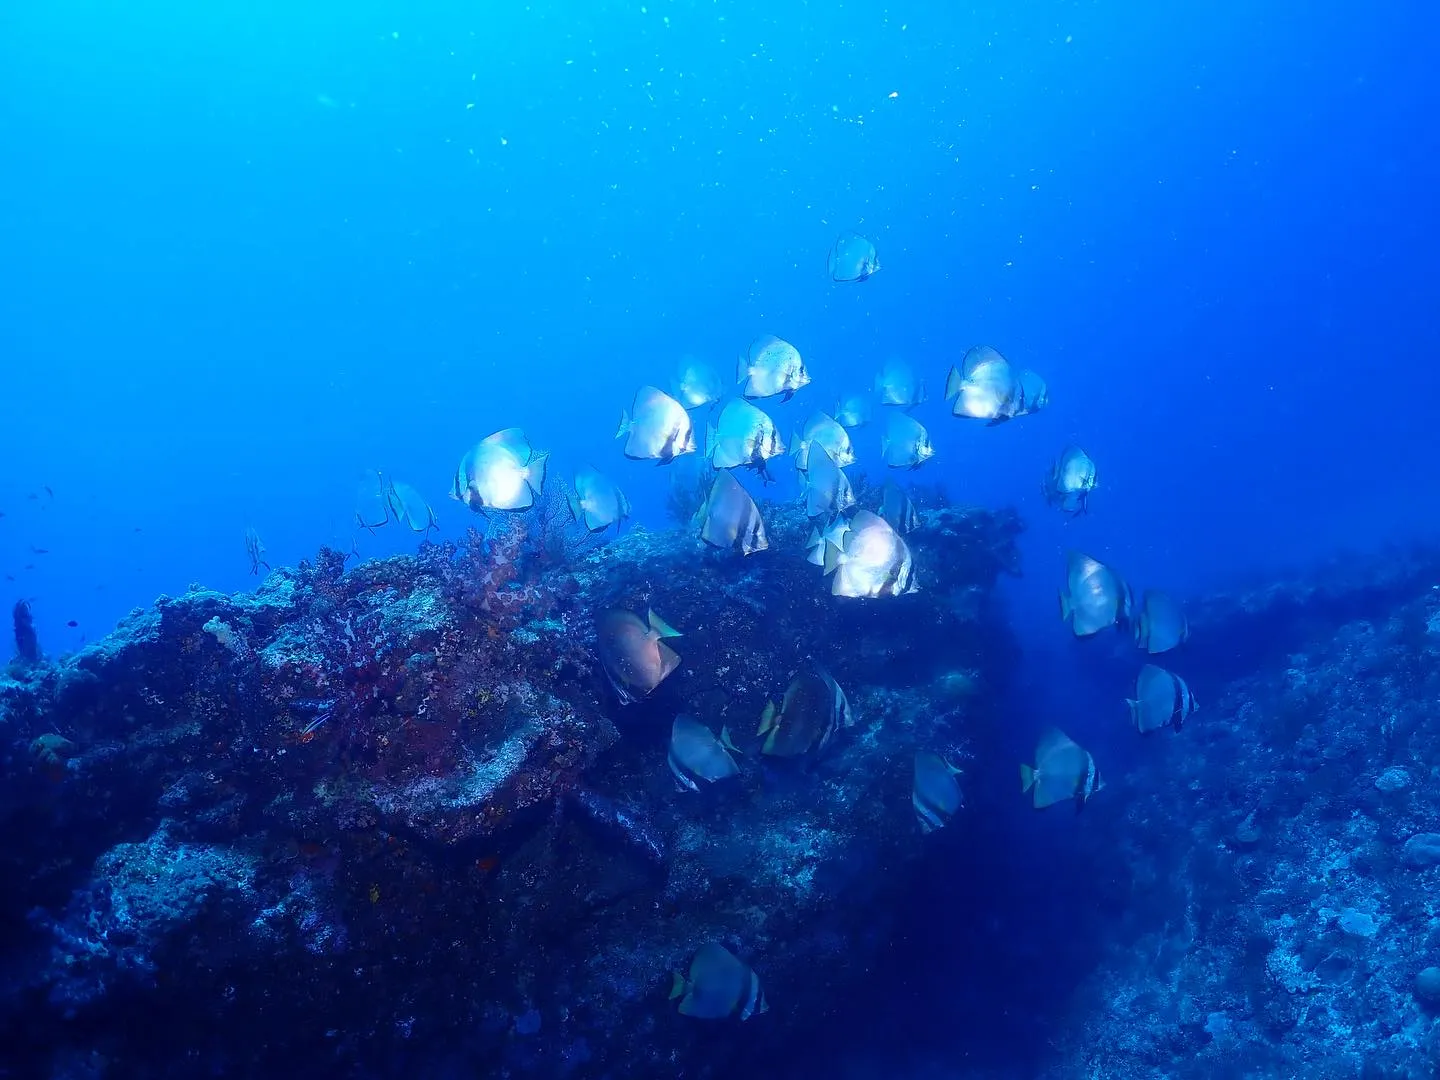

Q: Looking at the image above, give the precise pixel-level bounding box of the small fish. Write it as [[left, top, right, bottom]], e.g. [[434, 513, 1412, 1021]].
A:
[[670, 943, 768, 1021], [29, 546, 50, 555], [1020, 728, 1103, 812], [617, 386, 697, 463], [913, 752, 963, 832], [833, 393, 873, 429], [878, 482, 920, 535], [696, 471, 769, 555], [706, 398, 786, 479], [1128, 664, 1198, 734], [568, 466, 631, 533], [822, 509, 918, 598], [757, 667, 851, 758], [801, 442, 855, 519], [244, 527, 271, 576], [1014, 369, 1049, 416], [738, 335, 810, 401], [827, 233, 880, 283], [66, 619, 78, 628], [355, 470, 390, 531], [668, 715, 741, 791], [875, 357, 926, 409], [1043, 446, 1097, 515], [384, 477, 439, 534], [672, 357, 724, 410], [945, 345, 1019, 423], [880, 412, 935, 470], [792, 412, 856, 471], [1133, 590, 1189, 654], [1058, 552, 1132, 636], [452, 428, 549, 512], [595, 608, 682, 705]]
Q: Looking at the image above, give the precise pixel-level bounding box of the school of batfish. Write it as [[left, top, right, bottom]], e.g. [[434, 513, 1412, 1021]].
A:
[[308, 232, 1197, 1018]]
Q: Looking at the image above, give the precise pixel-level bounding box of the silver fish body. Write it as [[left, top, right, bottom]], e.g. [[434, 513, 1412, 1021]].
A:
[[1134, 590, 1189, 654], [568, 466, 631, 533], [595, 608, 682, 705], [1043, 445, 1097, 515], [1128, 664, 1198, 734], [875, 357, 926, 408], [801, 442, 855, 519], [618, 386, 697, 463], [672, 357, 724, 410], [697, 471, 769, 555], [668, 714, 740, 790], [833, 393, 873, 429], [792, 412, 856, 471], [670, 943, 767, 1021], [881, 411, 935, 469], [452, 428, 549, 512], [1059, 551, 1132, 636], [738, 335, 810, 400], [879, 481, 920, 534], [822, 509, 917, 598], [1021, 728, 1103, 811], [913, 752, 963, 832], [707, 398, 786, 476], [827, 233, 880, 283]]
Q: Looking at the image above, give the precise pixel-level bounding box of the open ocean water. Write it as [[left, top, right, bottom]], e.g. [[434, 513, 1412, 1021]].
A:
[[2, 2, 1439, 1078]]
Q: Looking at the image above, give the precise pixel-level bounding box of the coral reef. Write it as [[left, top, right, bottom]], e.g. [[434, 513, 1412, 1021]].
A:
[[1037, 545, 1440, 1080], [0, 494, 1022, 1079]]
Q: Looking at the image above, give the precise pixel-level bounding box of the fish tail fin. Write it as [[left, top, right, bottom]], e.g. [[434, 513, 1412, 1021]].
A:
[[669, 972, 687, 1001], [822, 541, 843, 575], [527, 452, 550, 495], [720, 725, 742, 755], [704, 419, 718, 461], [735, 352, 749, 387], [565, 490, 583, 523], [1126, 699, 1142, 730], [1058, 592, 1072, 622], [762, 728, 779, 755], [757, 701, 777, 736], [1020, 763, 1036, 793], [647, 609, 681, 638], [615, 411, 630, 439]]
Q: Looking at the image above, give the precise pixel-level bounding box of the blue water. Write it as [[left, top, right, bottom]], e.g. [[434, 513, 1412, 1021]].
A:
[[4, 2, 1437, 657], [3, 2, 1438, 1074]]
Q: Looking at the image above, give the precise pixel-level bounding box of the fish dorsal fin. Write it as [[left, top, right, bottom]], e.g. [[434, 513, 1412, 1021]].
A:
[[1036, 727, 1080, 763], [647, 609, 682, 638]]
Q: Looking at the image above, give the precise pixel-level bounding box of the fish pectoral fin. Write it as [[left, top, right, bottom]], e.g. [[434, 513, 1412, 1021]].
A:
[[669, 972, 688, 1000], [1019, 763, 1036, 793], [647, 609, 681, 638], [757, 701, 777, 736]]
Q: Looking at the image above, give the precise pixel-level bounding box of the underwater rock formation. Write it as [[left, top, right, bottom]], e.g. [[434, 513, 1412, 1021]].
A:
[[1037, 545, 1440, 1080], [0, 496, 1022, 1079]]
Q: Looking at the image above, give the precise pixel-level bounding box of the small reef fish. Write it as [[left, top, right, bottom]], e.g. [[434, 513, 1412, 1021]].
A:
[[567, 466, 631, 533], [823, 509, 917, 598], [757, 667, 851, 758], [827, 233, 880, 283], [670, 943, 768, 1021], [1059, 551, 1133, 636], [913, 751, 963, 832], [672, 356, 724, 410], [706, 398, 786, 479], [1043, 446, 1098, 515], [945, 345, 1019, 423], [791, 411, 856, 471], [738, 334, 809, 401], [1021, 728, 1104, 812], [668, 714, 741, 791], [384, 477, 439, 534], [1133, 590, 1189, 654], [880, 411, 935, 470], [244, 527, 270, 576], [595, 608, 682, 705], [1128, 664, 1198, 734], [879, 481, 920, 535], [801, 442, 855, 519], [875, 357, 926, 409], [617, 386, 697, 464], [696, 471, 769, 555], [833, 393, 873, 429], [452, 428, 549, 512]]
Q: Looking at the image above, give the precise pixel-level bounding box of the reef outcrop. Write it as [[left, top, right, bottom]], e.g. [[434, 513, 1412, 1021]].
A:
[[0, 494, 1023, 1079]]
